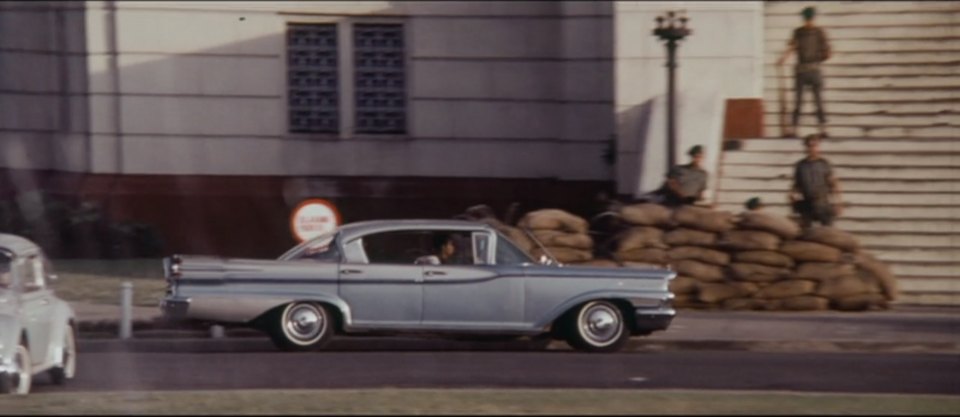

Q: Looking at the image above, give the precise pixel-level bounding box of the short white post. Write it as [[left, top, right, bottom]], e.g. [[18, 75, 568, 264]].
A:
[[119, 282, 133, 340], [210, 325, 225, 339]]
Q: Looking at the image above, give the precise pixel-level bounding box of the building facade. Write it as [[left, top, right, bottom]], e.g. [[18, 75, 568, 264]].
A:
[[0, 1, 764, 256]]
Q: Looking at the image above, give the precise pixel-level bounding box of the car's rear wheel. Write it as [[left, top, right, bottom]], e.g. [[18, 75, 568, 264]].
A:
[[268, 302, 334, 352], [49, 325, 77, 385], [1, 343, 32, 395], [564, 300, 630, 353]]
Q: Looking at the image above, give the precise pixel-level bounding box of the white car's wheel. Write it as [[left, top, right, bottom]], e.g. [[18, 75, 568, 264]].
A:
[[50, 326, 76, 385], [269, 302, 334, 351], [565, 300, 630, 353]]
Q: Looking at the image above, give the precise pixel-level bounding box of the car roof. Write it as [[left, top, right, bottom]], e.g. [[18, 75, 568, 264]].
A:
[[338, 219, 495, 242], [0, 233, 41, 258]]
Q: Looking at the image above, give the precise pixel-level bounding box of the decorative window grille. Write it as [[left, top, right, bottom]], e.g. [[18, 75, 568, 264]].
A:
[[353, 23, 406, 134], [287, 23, 339, 133]]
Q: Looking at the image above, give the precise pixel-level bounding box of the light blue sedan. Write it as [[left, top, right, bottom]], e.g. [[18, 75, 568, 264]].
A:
[[162, 219, 676, 353]]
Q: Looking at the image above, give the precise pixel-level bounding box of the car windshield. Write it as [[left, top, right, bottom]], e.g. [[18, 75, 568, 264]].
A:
[[277, 230, 339, 261], [495, 232, 535, 265]]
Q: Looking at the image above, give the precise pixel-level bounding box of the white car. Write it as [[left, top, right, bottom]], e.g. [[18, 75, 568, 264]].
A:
[[0, 234, 77, 394]]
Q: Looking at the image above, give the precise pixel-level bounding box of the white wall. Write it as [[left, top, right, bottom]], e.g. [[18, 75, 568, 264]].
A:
[[614, 1, 765, 198], [77, 0, 617, 180]]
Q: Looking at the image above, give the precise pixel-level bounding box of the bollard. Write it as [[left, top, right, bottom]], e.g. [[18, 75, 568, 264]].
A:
[[210, 325, 225, 339], [119, 282, 133, 340]]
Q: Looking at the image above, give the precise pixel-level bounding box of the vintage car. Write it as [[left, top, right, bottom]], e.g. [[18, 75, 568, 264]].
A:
[[161, 219, 675, 353], [0, 234, 77, 394]]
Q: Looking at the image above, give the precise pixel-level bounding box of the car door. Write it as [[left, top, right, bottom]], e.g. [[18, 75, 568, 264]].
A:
[[337, 230, 423, 328], [17, 254, 54, 368], [420, 230, 525, 330]]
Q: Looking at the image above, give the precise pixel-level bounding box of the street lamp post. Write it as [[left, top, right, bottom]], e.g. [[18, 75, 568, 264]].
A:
[[653, 10, 691, 169]]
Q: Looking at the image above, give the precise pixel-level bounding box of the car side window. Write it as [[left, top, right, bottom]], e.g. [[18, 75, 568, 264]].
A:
[[361, 230, 477, 265], [362, 231, 431, 264], [472, 232, 491, 265]]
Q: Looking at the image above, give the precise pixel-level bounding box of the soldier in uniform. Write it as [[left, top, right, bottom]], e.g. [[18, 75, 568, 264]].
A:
[[658, 145, 709, 207], [790, 134, 843, 228], [777, 6, 832, 137]]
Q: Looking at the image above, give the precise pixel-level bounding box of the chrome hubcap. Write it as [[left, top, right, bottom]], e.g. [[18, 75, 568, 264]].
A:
[[579, 303, 623, 347], [284, 304, 325, 343]]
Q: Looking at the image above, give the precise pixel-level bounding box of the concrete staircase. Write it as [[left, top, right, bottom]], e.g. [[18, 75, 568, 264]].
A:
[[715, 1, 960, 306]]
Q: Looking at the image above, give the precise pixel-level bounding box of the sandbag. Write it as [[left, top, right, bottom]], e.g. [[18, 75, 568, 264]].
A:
[[672, 206, 735, 233], [854, 252, 898, 301], [497, 225, 536, 254], [668, 246, 731, 266], [531, 230, 594, 250], [727, 262, 789, 282], [832, 293, 889, 311], [614, 248, 669, 265], [754, 280, 817, 299], [672, 259, 725, 282], [721, 297, 766, 311], [672, 294, 703, 309], [780, 296, 831, 311], [780, 240, 843, 263], [531, 246, 592, 263], [669, 275, 700, 295], [733, 251, 795, 268], [663, 228, 717, 247], [800, 226, 861, 252], [621, 261, 666, 270], [815, 275, 872, 299], [736, 211, 801, 240], [793, 262, 856, 281], [760, 299, 785, 311], [716, 230, 782, 251], [519, 209, 589, 234], [732, 281, 761, 296], [697, 282, 753, 304], [616, 227, 668, 251], [620, 203, 674, 227]]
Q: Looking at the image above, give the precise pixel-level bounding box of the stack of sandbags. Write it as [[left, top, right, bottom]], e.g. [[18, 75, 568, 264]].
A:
[[662, 206, 737, 309], [789, 226, 891, 311], [456, 205, 537, 256], [714, 211, 817, 310], [518, 209, 594, 264], [610, 204, 672, 264], [600, 203, 672, 271]]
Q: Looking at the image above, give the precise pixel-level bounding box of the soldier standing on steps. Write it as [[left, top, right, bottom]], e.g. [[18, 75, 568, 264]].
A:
[[777, 6, 832, 138], [790, 134, 844, 228]]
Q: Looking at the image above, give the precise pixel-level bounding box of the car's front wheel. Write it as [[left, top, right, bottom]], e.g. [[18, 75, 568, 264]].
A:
[[49, 325, 77, 385], [564, 300, 630, 353], [268, 302, 334, 352], [0, 343, 32, 395]]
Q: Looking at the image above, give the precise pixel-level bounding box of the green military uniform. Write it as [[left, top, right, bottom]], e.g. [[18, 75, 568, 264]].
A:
[[791, 25, 830, 128]]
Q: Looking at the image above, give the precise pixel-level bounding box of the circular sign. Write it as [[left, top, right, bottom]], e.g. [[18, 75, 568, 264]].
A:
[[290, 199, 341, 243]]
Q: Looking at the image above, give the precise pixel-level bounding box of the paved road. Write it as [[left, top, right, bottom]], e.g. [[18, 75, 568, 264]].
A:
[[29, 337, 960, 395]]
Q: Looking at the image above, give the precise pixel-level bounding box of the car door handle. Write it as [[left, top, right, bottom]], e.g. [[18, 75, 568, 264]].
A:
[[424, 270, 446, 276], [340, 269, 363, 275], [41, 298, 50, 305]]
